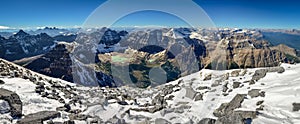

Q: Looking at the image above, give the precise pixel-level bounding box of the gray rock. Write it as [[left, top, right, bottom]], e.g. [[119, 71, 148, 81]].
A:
[[198, 118, 216, 124], [197, 86, 211, 90], [231, 70, 241, 77], [148, 105, 164, 113], [178, 79, 184, 85], [267, 67, 285, 73], [0, 88, 22, 118], [260, 91, 266, 97], [249, 80, 255, 85], [155, 118, 171, 124], [165, 95, 175, 100], [203, 74, 212, 81], [89, 118, 103, 124], [118, 101, 129, 105], [0, 100, 10, 114], [211, 80, 222, 87], [47, 121, 63, 124], [106, 115, 126, 124], [248, 89, 261, 98], [240, 70, 247, 76], [152, 94, 166, 106], [17, 111, 61, 124], [233, 82, 241, 89], [160, 108, 174, 116], [213, 94, 246, 117], [163, 84, 175, 95], [63, 120, 75, 124], [68, 114, 88, 120], [131, 105, 164, 114], [215, 111, 256, 124], [256, 101, 264, 106], [252, 69, 268, 81], [0, 80, 5, 84], [292, 103, 300, 111], [223, 93, 229, 96], [256, 105, 264, 111], [222, 83, 228, 92], [185, 87, 197, 99], [194, 93, 203, 101]]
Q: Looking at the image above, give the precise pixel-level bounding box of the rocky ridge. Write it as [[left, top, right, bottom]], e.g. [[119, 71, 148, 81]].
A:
[[1, 57, 300, 123]]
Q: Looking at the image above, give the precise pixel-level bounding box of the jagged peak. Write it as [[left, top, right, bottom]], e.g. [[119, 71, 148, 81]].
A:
[[16, 30, 29, 36], [12, 30, 30, 39]]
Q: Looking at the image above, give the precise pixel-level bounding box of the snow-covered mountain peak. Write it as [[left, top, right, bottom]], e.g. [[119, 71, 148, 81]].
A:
[[11, 30, 30, 39]]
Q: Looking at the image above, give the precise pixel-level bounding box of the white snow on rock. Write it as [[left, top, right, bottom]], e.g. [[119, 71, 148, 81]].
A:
[[0, 100, 10, 114], [0, 78, 63, 115], [0, 55, 300, 123]]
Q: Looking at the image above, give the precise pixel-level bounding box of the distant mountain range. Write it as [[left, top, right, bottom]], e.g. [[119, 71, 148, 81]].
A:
[[1, 27, 300, 87]]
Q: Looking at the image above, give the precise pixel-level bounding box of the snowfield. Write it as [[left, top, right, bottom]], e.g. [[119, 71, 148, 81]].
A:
[[0, 57, 300, 123], [79, 63, 300, 123]]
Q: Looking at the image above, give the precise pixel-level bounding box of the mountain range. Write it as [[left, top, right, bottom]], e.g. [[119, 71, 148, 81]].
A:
[[0, 27, 300, 123], [2, 27, 298, 88]]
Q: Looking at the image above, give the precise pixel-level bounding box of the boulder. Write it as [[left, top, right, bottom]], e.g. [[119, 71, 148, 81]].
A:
[[68, 114, 88, 121], [155, 118, 171, 124], [292, 103, 300, 111], [248, 89, 261, 98], [233, 82, 241, 89], [249, 80, 255, 85], [194, 93, 203, 101], [222, 83, 228, 92], [0, 100, 10, 114], [160, 108, 175, 116], [203, 74, 212, 81], [267, 67, 285, 73], [63, 120, 75, 124], [185, 87, 197, 99], [0, 80, 5, 84], [0, 88, 22, 118], [198, 118, 216, 124], [215, 111, 256, 124], [106, 115, 126, 124], [252, 69, 268, 81], [17, 111, 61, 124], [213, 94, 246, 117], [256, 101, 264, 106], [197, 86, 211, 90], [231, 70, 241, 77]]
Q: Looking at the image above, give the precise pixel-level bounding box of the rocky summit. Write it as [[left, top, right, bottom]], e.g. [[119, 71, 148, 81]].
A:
[[0, 54, 300, 123]]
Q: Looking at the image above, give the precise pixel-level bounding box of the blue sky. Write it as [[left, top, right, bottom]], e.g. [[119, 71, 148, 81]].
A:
[[0, 0, 299, 29]]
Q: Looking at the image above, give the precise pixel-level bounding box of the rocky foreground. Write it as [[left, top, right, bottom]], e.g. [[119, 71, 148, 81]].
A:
[[0, 58, 300, 123]]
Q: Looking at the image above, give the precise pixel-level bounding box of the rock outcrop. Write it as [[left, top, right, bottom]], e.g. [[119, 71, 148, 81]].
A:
[[25, 43, 73, 82], [213, 94, 257, 124], [0, 88, 22, 118], [213, 94, 246, 117], [292, 103, 300, 111], [205, 30, 291, 70], [17, 111, 61, 124]]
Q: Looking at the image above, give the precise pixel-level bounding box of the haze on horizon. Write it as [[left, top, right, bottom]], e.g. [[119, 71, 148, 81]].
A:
[[0, 0, 300, 30]]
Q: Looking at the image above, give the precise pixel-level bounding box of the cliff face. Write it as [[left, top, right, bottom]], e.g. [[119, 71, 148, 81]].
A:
[[204, 30, 289, 70], [271, 44, 297, 56], [232, 48, 286, 68], [25, 43, 73, 82]]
